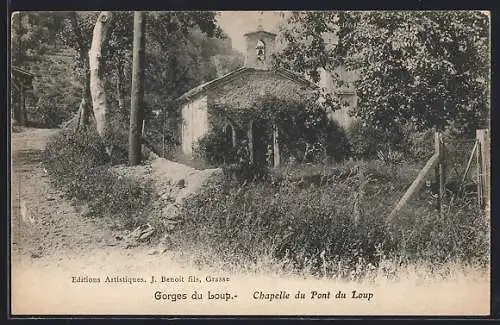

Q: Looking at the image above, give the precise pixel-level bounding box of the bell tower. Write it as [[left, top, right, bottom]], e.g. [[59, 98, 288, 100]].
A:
[[243, 12, 277, 70]]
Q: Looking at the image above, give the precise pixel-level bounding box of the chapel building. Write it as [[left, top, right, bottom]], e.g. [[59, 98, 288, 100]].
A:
[[176, 20, 356, 167]]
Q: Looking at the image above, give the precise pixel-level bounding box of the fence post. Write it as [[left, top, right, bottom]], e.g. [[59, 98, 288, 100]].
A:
[[273, 122, 280, 167], [353, 166, 366, 227], [476, 129, 490, 216], [434, 132, 445, 216], [247, 120, 254, 164]]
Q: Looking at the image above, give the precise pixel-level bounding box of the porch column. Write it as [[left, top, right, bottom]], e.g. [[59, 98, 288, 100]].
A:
[[273, 122, 280, 167], [247, 119, 254, 163], [231, 125, 237, 147]]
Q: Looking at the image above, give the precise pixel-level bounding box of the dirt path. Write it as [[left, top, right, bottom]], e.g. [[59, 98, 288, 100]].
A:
[[11, 127, 119, 260]]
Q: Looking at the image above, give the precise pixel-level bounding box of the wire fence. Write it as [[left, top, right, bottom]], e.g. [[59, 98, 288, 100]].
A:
[[388, 130, 489, 220]]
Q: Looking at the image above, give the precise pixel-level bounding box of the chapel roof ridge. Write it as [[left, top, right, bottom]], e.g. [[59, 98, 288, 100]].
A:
[[242, 29, 277, 37], [176, 66, 316, 103]]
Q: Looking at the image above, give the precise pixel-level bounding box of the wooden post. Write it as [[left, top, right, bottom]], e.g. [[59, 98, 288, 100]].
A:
[[439, 135, 445, 216], [162, 111, 166, 157], [476, 129, 490, 215], [231, 126, 237, 148], [461, 140, 477, 190], [273, 122, 280, 167], [476, 134, 483, 208], [387, 153, 439, 221], [353, 166, 366, 227], [20, 84, 27, 126], [482, 130, 490, 216], [247, 120, 254, 164], [128, 11, 145, 165], [434, 132, 441, 213], [434, 132, 445, 216], [387, 131, 447, 221]]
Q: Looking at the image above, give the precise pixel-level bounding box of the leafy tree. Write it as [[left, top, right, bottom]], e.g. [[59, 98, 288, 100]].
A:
[[143, 12, 242, 155], [11, 12, 99, 127], [11, 12, 63, 67], [274, 11, 490, 137], [11, 12, 70, 125], [11, 10, 244, 154]]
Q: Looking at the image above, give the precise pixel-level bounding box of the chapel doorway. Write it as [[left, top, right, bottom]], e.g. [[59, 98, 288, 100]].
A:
[[223, 123, 236, 163], [249, 119, 273, 167]]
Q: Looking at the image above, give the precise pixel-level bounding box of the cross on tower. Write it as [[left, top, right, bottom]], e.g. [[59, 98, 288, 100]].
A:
[[257, 11, 264, 31]]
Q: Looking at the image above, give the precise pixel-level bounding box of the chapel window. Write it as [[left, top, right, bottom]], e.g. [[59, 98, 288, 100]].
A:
[[256, 40, 265, 62]]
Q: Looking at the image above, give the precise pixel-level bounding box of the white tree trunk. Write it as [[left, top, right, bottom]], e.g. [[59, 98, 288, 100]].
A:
[[89, 11, 112, 139]]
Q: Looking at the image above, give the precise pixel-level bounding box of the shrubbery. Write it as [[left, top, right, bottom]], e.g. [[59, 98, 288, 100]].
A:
[[171, 161, 488, 278], [43, 128, 153, 229], [347, 120, 394, 159], [194, 129, 232, 166]]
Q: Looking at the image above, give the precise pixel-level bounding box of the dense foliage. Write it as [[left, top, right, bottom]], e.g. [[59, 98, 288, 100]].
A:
[[11, 11, 243, 137], [172, 161, 488, 277], [43, 128, 153, 229], [274, 11, 490, 139], [209, 95, 350, 165], [194, 129, 231, 166]]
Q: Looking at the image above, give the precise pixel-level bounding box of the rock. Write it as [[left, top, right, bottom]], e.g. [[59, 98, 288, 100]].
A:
[[160, 234, 173, 245], [138, 227, 155, 241], [30, 251, 42, 259], [129, 225, 144, 239], [161, 203, 180, 219], [122, 241, 139, 249], [176, 179, 185, 188], [162, 222, 177, 232], [147, 248, 160, 255], [174, 191, 191, 205]]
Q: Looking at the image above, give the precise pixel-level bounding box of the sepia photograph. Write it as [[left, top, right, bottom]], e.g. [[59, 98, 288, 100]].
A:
[[9, 10, 491, 316]]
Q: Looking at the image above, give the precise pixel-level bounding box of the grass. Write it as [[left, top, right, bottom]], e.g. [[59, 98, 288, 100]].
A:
[[169, 160, 489, 281], [42, 128, 489, 282]]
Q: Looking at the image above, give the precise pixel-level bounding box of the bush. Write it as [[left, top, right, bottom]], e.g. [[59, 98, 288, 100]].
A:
[[281, 118, 351, 164], [104, 115, 130, 165], [347, 120, 388, 159], [43, 128, 153, 229], [194, 129, 234, 166], [322, 119, 351, 162], [400, 126, 435, 162], [172, 160, 488, 278]]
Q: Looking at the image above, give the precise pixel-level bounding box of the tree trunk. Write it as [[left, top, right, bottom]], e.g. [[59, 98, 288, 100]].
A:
[[66, 13, 93, 131], [129, 11, 146, 165], [76, 70, 92, 129], [89, 11, 112, 139], [74, 48, 93, 128]]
